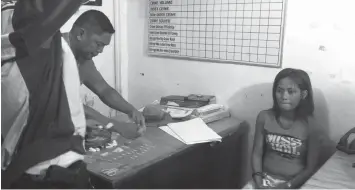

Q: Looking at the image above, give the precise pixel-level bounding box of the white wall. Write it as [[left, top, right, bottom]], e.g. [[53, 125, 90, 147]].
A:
[[125, 0, 355, 182], [62, 0, 118, 117], [127, 0, 355, 142]]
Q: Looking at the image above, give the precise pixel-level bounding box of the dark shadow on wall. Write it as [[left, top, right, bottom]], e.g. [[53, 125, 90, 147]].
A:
[[313, 88, 330, 137], [227, 83, 273, 187], [228, 83, 273, 127], [227, 84, 334, 187], [312, 88, 336, 169]]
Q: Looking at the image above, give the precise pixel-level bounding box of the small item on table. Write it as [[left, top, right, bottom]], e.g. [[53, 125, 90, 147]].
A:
[[101, 168, 119, 177], [85, 124, 112, 150], [187, 94, 216, 104], [100, 152, 109, 157], [142, 104, 165, 121], [113, 147, 124, 153], [105, 122, 114, 129], [195, 104, 224, 116], [105, 140, 118, 149], [121, 145, 129, 149], [165, 107, 194, 119], [160, 95, 211, 108], [89, 147, 97, 152], [100, 164, 129, 177], [124, 140, 132, 146]]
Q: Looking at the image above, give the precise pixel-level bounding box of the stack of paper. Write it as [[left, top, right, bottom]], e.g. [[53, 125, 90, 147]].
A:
[[159, 118, 222, 145], [196, 104, 224, 116], [165, 106, 194, 118]]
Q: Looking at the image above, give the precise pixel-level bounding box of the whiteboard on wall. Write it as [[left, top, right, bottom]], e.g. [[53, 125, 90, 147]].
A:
[[147, 0, 287, 68]]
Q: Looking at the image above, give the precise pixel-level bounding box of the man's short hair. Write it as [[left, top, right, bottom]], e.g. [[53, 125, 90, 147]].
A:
[[73, 10, 115, 34]]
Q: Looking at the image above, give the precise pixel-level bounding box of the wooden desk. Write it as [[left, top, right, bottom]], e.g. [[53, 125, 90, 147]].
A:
[[86, 117, 249, 188], [301, 151, 355, 189]]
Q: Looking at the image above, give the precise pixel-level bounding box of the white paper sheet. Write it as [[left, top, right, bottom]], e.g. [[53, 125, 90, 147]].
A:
[[159, 118, 222, 145]]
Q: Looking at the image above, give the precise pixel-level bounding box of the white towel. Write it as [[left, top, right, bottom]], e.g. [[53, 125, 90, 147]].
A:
[[26, 36, 86, 175], [61, 36, 86, 137]]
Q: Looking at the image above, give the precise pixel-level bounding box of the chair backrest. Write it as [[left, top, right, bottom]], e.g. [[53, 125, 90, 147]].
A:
[[1, 1, 30, 170], [1, 1, 15, 34]]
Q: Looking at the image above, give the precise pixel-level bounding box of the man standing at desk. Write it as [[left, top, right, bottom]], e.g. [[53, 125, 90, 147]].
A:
[[63, 10, 145, 138]]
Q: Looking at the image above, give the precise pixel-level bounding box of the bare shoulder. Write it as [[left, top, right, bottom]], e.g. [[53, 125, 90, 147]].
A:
[[258, 109, 273, 120], [78, 59, 100, 82], [79, 59, 96, 71], [256, 109, 272, 124]]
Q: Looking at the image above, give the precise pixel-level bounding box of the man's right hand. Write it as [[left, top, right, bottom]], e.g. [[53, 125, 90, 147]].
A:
[[109, 119, 143, 139], [129, 109, 146, 127]]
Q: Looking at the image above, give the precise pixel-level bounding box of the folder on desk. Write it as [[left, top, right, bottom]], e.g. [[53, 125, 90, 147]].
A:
[[160, 118, 222, 145]]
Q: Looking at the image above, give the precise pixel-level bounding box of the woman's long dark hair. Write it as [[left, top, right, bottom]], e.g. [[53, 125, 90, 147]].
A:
[[272, 68, 314, 119]]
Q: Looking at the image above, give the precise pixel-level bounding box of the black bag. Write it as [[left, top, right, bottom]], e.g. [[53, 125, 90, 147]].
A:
[[336, 127, 355, 155], [10, 161, 94, 189], [45, 161, 93, 188], [85, 126, 112, 149]]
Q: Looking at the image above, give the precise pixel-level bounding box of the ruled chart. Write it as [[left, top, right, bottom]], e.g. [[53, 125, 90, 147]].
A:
[[148, 0, 287, 68]]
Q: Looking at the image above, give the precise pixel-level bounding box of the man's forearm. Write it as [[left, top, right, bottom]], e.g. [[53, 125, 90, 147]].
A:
[[84, 105, 139, 137], [11, 0, 82, 56], [99, 88, 136, 115], [84, 105, 110, 125]]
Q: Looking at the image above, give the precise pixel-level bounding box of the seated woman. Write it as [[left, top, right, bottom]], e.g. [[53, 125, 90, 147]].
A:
[[246, 68, 321, 189], [337, 127, 355, 154]]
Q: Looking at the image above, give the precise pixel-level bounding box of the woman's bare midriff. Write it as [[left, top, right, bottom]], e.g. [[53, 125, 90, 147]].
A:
[[263, 151, 305, 180]]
